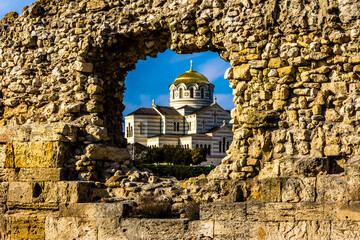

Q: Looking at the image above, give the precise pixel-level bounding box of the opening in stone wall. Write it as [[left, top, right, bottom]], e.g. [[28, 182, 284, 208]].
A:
[[123, 50, 233, 179]]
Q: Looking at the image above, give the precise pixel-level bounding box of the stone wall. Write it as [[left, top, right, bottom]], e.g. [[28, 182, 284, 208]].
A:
[[2, 0, 360, 238]]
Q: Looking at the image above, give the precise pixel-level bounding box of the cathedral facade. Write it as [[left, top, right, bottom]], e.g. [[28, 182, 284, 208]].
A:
[[125, 62, 233, 165]]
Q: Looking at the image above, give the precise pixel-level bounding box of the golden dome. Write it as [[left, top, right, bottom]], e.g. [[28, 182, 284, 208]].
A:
[[171, 60, 211, 85]]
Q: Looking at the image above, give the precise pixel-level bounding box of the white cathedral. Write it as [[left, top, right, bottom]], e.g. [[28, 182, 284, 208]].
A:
[[125, 61, 233, 165]]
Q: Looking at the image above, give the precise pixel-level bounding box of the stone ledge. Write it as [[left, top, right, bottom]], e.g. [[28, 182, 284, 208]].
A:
[[59, 202, 130, 218], [0, 168, 67, 182], [0, 123, 77, 143], [7, 181, 92, 206]]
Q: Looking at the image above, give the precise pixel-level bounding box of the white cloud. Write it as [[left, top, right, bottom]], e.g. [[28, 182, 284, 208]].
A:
[[122, 101, 141, 116], [215, 93, 234, 110], [169, 52, 205, 64], [197, 58, 229, 83], [139, 94, 151, 107], [155, 94, 169, 106]]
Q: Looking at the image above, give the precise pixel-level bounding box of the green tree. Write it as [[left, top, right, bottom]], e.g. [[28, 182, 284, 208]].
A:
[[191, 147, 207, 165]]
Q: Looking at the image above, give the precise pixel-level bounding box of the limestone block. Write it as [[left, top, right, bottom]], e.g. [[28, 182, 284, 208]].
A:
[[268, 57, 283, 68], [321, 82, 348, 94], [312, 105, 322, 115], [8, 82, 25, 93], [262, 202, 296, 221], [309, 52, 329, 60], [349, 54, 360, 64], [279, 221, 330, 240], [324, 144, 341, 156], [85, 144, 130, 162], [325, 109, 343, 122], [96, 218, 125, 240], [43, 181, 91, 203], [0, 182, 8, 203], [0, 125, 31, 143], [59, 202, 128, 218], [273, 100, 287, 111], [331, 221, 360, 239], [187, 220, 214, 238], [0, 144, 5, 168], [259, 178, 282, 202], [7, 182, 33, 203], [224, 67, 233, 80], [233, 64, 250, 81], [86, 0, 109, 11], [336, 201, 360, 221], [310, 74, 328, 83], [277, 66, 295, 77], [200, 203, 246, 221], [120, 219, 188, 240], [85, 125, 109, 142], [294, 202, 331, 221], [234, 81, 247, 95], [10, 216, 45, 240], [349, 83, 360, 94], [316, 176, 348, 202], [293, 88, 310, 95], [346, 156, 360, 177], [213, 220, 279, 239], [45, 217, 97, 240], [282, 177, 316, 202], [16, 168, 66, 182], [30, 123, 77, 142], [74, 61, 94, 73], [213, 220, 250, 239], [248, 60, 267, 69], [4, 142, 65, 168]]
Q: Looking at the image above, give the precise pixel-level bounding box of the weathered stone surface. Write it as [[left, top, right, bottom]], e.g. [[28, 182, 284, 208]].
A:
[[85, 144, 129, 161], [74, 61, 94, 73], [4, 142, 65, 168], [233, 64, 250, 81], [59, 202, 128, 218]]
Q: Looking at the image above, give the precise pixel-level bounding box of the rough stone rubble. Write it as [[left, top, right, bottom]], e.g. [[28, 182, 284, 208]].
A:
[[2, 0, 360, 239]]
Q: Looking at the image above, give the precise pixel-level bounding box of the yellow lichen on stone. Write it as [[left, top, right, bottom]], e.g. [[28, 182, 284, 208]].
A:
[[5, 142, 59, 168], [277, 66, 295, 78]]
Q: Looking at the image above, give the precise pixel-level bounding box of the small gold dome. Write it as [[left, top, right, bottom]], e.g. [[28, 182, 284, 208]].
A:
[[171, 60, 211, 85]]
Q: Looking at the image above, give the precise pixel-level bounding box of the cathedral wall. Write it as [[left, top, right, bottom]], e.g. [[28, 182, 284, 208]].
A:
[[1, 0, 360, 238]]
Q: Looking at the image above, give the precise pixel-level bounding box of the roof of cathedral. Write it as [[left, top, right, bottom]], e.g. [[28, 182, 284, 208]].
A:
[[154, 106, 181, 116], [127, 107, 159, 116], [206, 125, 232, 134], [170, 60, 212, 85], [127, 106, 181, 116]]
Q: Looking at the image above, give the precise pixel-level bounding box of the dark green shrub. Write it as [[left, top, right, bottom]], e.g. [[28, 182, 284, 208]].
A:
[[143, 164, 215, 180]]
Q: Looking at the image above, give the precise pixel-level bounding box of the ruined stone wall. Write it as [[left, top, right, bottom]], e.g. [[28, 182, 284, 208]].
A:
[[2, 0, 360, 239]]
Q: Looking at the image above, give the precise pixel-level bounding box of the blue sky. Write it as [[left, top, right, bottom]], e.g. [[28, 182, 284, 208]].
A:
[[1, 1, 234, 117], [0, 0, 36, 19]]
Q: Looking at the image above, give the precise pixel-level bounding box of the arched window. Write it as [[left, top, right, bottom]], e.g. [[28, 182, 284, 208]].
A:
[[196, 144, 199, 148], [177, 122, 180, 131], [179, 88, 183, 98], [201, 88, 204, 98], [208, 145, 211, 155], [209, 88, 212, 99], [223, 137, 226, 153], [219, 141, 222, 153], [190, 88, 194, 98], [172, 90, 175, 99], [174, 122, 177, 131]]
